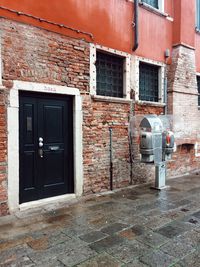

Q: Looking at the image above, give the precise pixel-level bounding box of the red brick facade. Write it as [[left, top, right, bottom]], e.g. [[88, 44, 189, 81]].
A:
[[0, 8, 200, 216]]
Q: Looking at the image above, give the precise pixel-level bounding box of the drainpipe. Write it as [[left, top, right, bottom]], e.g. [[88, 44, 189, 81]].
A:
[[164, 49, 170, 114], [133, 0, 139, 51], [109, 128, 113, 191], [164, 77, 168, 114]]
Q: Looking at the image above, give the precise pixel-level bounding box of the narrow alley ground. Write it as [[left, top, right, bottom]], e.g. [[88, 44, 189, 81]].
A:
[[0, 174, 200, 267]]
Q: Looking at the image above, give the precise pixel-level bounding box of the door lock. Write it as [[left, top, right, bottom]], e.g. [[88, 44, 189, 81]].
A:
[[38, 137, 44, 158], [38, 137, 43, 148]]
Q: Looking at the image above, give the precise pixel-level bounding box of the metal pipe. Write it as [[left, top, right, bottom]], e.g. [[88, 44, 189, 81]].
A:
[[164, 77, 168, 114], [129, 129, 133, 185], [133, 0, 139, 51], [109, 128, 113, 191]]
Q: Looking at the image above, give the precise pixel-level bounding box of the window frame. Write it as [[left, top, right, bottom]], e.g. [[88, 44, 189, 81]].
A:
[[132, 56, 165, 105], [140, 0, 164, 13], [96, 51, 124, 98], [139, 61, 160, 102], [196, 74, 200, 107], [90, 44, 131, 101]]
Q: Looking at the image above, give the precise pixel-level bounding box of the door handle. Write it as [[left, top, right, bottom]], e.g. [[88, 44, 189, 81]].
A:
[[38, 148, 43, 158]]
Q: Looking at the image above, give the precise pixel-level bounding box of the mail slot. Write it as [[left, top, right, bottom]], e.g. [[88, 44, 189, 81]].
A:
[[49, 146, 60, 151]]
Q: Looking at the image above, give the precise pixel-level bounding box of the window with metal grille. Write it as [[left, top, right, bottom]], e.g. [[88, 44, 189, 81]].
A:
[[142, 0, 159, 9], [197, 76, 200, 106], [139, 62, 159, 102], [96, 51, 124, 98]]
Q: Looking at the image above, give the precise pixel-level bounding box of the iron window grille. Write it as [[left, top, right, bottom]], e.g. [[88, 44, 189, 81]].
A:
[[197, 76, 200, 106], [96, 51, 124, 98], [139, 62, 159, 102], [141, 0, 159, 9]]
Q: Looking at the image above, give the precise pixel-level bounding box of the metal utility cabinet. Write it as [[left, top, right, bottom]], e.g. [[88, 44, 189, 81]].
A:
[[139, 115, 174, 190]]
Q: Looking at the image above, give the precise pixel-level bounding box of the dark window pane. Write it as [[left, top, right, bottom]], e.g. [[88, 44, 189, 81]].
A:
[[139, 62, 159, 102], [142, 0, 159, 9], [96, 52, 124, 98], [196, 76, 200, 106]]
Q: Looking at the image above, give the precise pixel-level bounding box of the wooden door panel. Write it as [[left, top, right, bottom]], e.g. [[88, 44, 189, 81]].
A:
[[19, 92, 74, 204]]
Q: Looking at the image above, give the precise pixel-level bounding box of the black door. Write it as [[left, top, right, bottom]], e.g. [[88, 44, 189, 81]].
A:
[[19, 92, 74, 203]]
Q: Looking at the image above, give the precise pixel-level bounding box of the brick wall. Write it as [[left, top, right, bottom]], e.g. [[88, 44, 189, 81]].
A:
[[1, 19, 90, 91], [0, 18, 90, 215], [130, 104, 164, 185], [0, 18, 165, 212], [167, 144, 199, 177], [167, 44, 200, 176], [82, 97, 131, 193], [1, 17, 199, 216]]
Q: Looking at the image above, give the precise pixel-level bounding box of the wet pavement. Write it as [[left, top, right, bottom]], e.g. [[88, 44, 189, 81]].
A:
[[0, 174, 200, 266]]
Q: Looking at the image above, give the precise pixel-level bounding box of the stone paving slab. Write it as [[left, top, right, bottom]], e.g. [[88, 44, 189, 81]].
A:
[[106, 240, 152, 264], [135, 231, 169, 248], [58, 246, 97, 267], [160, 239, 195, 258], [155, 224, 181, 238], [139, 250, 177, 267], [76, 252, 122, 267], [124, 259, 149, 267], [175, 250, 200, 267], [79, 230, 108, 243], [101, 223, 130, 235], [117, 225, 148, 241], [89, 235, 125, 253], [1, 174, 200, 266]]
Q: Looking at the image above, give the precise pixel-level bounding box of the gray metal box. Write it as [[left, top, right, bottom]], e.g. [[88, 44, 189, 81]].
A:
[[140, 115, 163, 163]]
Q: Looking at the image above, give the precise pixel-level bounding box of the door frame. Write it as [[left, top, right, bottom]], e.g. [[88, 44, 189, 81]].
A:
[[8, 80, 83, 212]]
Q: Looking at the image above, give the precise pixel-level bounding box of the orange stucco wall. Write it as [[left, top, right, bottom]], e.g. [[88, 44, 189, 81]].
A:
[[195, 34, 200, 72], [173, 0, 195, 47], [0, 0, 173, 63], [0, 0, 200, 68]]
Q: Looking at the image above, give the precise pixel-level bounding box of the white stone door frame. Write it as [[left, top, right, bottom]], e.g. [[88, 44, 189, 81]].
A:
[[7, 81, 83, 212]]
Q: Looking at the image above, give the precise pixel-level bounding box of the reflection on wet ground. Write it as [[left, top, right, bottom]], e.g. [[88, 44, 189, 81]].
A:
[[1, 174, 200, 266]]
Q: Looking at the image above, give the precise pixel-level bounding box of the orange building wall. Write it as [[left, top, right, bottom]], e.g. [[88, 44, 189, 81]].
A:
[[195, 34, 200, 72], [173, 0, 195, 47], [0, 0, 173, 63]]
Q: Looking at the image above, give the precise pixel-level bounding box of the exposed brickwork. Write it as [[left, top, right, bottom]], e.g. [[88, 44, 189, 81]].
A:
[[1, 17, 200, 217], [129, 104, 164, 185], [82, 96, 131, 194], [0, 18, 164, 211], [1, 19, 90, 92], [167, 45, 200, 176], [0, 18, 90, 215], [168, 144, 200, 177], [135, 104, 164, 115]]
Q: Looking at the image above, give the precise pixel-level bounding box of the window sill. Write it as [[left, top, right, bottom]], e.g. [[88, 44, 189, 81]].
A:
[[139, 2, 168, 18], [136, 100, 166, 107], [91, 95, 132, 104]]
